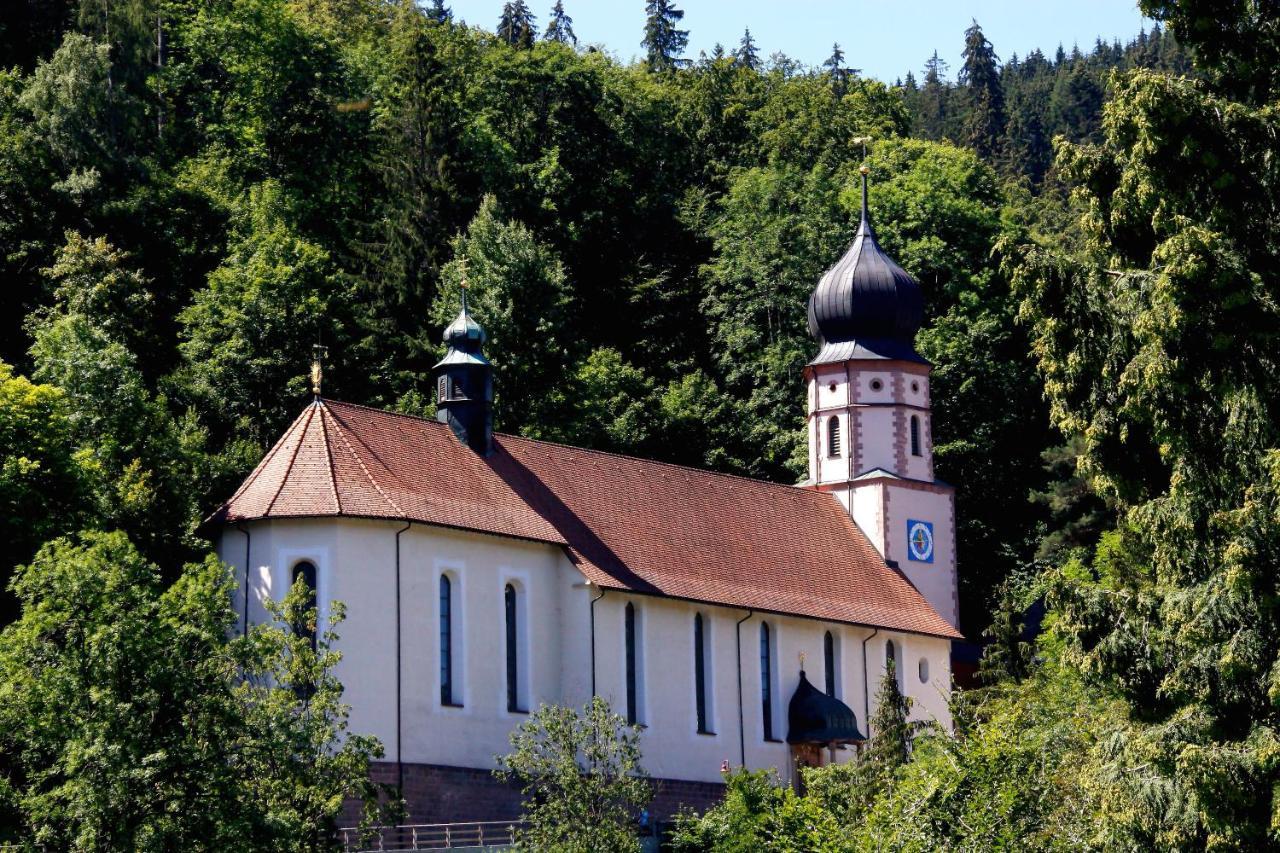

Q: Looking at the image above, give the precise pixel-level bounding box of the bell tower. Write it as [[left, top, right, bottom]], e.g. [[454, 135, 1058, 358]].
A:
[[804, 165, 958, 628], [435, 290, 494, 454]]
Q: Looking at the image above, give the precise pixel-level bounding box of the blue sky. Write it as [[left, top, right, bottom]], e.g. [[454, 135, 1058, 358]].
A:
[[445, 1, 1152, 82]]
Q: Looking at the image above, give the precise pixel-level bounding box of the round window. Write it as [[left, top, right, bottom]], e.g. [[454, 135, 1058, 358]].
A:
[[870, 379, 884, 392], [828, 382, 837, 392], [918, 658, 929, 683], [911, 380, 920, 393]]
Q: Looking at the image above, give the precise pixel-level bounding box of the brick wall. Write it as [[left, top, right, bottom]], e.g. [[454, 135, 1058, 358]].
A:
[[342, 762, 726, 828]]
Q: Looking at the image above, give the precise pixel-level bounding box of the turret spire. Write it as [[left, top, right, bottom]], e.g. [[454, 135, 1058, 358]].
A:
[[434, 287, 494, 454]]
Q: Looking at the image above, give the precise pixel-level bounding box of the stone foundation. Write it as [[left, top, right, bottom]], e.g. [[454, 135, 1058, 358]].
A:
[[344, 762, 725, 827]]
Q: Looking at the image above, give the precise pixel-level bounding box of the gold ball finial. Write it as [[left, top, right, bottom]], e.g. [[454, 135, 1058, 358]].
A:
[[859, 163, 870, 176]]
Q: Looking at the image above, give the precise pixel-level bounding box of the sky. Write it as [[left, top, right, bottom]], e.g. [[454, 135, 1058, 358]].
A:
[[445, 1, 1152, 82]]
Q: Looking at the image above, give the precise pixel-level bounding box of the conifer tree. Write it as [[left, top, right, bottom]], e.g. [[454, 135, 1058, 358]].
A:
[[642, 0, 688, 72], [866, 659, 913, 773], [916, 51, 950, 139], [735, 27, 759, 70], [425, 0, 450, 24], [959, 19, 1004, 160], [823, 42, 849, 96], [543, 0, 576, 45], [498, 1, 536, 49]]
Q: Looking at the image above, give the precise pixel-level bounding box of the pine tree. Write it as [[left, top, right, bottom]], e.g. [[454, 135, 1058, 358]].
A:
[[823, 42, 848, 96], [642, 0, 688, 72], [735, 27, 759, 70], [543, 0, 575, 44], [498, 1, 536, 49], [425, 0, 450, 24], [865, 659, 913, 776], [959, 19, 1005, 160], [916, 50, 949, 139]]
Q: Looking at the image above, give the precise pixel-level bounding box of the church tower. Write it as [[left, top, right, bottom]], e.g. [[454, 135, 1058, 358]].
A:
[[804, 166, 959, 628], [435, 291, 494, 454]]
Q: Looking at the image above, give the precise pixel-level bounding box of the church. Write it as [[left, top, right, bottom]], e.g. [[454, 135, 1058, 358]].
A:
[[210, 169, 962, 825]]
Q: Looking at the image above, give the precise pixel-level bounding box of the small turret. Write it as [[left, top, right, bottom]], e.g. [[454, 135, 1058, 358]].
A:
[[434, 291, 493, 454]]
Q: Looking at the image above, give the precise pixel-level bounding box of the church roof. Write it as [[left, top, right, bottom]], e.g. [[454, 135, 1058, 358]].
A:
[[210, 399, 960, 639]]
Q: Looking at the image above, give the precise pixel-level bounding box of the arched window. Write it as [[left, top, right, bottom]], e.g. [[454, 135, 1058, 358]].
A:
[[910, 415, 922, 457], [505, 584, 521, 712], [760, 623, 774, 740], [885, 639, 901, 689], [824, 631, 836, 697], [694, 613, 710, 734], [827, 415, 841, 457], [291, 561, 318, 650], [625, 602, 640, 725], [440, 575, 455, 706]]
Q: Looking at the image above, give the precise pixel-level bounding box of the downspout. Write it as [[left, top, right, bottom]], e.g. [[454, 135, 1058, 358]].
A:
[[589, 586, 606, 696], [235, 523, 251, 638], [734, 610, 754, 768], [394, 521, 412, 792], [861, 627, 880, 737]]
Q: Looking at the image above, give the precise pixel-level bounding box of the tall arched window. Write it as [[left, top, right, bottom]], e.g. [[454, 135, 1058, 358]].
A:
[[440, 575, 455, 706], [827, 415, 841, 457], [910, 415, 922, 457], [625, 602, 640, 724], [760, 623, 774, 740], [694, 613, 710, 734], [505, 584, 521, 712], [291, 561, 318, 650], [885, 639, 901, 689], [824, 631, 837, 696]]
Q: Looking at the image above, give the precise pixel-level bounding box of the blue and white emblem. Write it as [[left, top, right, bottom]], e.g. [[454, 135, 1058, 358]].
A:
[[907, 519, 934, 563]]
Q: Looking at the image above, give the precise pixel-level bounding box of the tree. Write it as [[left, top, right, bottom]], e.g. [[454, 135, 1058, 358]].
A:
[[958, 20, 1004, 159], [429, 196, 574, 437], [735, 28, 759, 70], [642, 0, 688, 72], [498, 1, 536, 49], [425, 0, 450, 24], [543, 0, 575, 45], [496, 697, 651, 853], [916, 50, 950, 139], [0, 530, 391, 848], [822, 42, 851, 96]]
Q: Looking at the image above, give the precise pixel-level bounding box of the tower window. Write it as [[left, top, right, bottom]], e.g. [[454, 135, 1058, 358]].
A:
[[437, 375, 447, 402], [918, 657, 930, 684], [827, 415, 841, 457], [625, 602, 642, 725], [910, 415, 922, 457], [760, 623, 775, 740], [870, 378, 884, 392], [440, 575, 456, 706], [694, 613, 712, 734], [291, 561, 318, 651]]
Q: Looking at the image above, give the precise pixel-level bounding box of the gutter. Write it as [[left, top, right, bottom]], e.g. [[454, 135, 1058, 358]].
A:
[[861, 627, 880, 736], [394, 521, 412, 791], [734, 610, 754, 767], [235, 523, 251, 637], [589, 586, 606, 696]]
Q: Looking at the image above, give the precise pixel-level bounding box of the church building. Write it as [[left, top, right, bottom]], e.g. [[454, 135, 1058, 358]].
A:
[[210, 169, 962, 824]]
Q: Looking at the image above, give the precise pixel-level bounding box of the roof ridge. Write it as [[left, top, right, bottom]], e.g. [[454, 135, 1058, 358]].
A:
[[317, 401, 343, 514], [221, 405, 310, 508], [320, 398, 814, 494], [320, 402, 406, 518], [265, 403, 318, 515]]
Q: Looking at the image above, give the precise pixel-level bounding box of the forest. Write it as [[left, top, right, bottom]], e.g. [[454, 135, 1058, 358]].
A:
[[1, 0, 1278, 848]]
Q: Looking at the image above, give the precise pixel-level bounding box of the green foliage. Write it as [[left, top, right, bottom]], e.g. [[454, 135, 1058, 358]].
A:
[[643, 0, 688, 72], [496, 696, 650, 853], [0, 530, 391, 849]]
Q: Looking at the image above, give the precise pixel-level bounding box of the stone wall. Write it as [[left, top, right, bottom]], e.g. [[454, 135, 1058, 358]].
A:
[[342, 761, 725, 828]]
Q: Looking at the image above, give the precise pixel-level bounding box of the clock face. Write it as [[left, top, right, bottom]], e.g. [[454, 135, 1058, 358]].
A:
[[907, 519, 934, 563]]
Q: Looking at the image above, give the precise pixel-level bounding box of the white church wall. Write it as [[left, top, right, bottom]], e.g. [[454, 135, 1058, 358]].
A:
[[219, 518, 955, 787], [881, 485, 959, 628]]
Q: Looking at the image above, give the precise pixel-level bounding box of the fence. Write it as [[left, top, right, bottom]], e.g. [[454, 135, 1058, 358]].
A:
[[339, 820, 525, 851]]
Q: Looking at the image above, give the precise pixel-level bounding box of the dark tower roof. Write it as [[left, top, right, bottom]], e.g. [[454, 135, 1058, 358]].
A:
[[807, 167, 926, 365], [787, 670, 865, 745]]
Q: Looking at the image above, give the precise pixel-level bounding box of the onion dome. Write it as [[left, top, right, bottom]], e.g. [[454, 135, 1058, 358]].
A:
[[787, 670, 865, 745], [436, 290, 490, 368], [807, 166, 926, 364]]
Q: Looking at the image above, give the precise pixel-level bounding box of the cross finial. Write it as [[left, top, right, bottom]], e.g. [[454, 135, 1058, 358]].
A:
[[798, 650, 807, 670], [310, 342, 328, 398]]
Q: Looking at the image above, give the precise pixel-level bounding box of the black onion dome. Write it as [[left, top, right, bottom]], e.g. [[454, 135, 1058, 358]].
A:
[[787, 671, 865, 745], [807, 170, 926, 364]]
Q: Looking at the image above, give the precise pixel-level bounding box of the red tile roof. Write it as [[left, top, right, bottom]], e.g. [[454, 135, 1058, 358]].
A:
[[211, 400, 960, 639]]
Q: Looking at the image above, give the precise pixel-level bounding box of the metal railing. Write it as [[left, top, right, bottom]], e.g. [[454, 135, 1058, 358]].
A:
[[339, 820, 525, 851]]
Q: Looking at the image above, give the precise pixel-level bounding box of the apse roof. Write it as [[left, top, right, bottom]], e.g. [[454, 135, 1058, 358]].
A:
[[210, 399, 960, 639]]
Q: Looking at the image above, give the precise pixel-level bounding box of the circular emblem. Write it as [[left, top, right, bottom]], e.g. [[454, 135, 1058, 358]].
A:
[[908, 521, 934, 562]]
